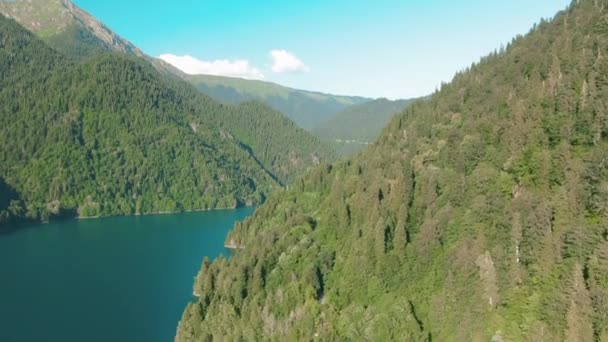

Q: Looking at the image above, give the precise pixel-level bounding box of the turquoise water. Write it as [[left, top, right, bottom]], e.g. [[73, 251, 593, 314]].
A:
[[0, 207, 255, 342]]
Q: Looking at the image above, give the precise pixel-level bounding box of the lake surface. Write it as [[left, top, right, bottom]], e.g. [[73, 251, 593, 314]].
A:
[[0, 207, 255, 342]]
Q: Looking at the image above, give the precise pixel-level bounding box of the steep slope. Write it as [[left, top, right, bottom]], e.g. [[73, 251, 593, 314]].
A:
[[0, 0, 143, 59], [216, 101, 335, 184], [313, 98, 417, 156], [183, 74, 371, 130], [0, 0, 184, 77], [0, 16, 280, 223], [176, 1, 608, 340], [0, 1, 334, 186]]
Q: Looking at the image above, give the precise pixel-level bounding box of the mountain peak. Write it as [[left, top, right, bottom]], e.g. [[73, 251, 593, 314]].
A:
[[0, 0, 143, 57], [1, 0, 80, 35]]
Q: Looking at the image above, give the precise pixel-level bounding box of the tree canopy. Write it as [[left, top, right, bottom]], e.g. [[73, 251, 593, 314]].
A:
[[0, 15, 332, 226], [176, 1, 608, 340]]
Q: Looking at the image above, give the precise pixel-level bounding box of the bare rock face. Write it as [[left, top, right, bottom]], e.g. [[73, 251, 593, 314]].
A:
[[0, 0, 143, 56], [0, 0, 72, 33], [61, 0, 143, 56]]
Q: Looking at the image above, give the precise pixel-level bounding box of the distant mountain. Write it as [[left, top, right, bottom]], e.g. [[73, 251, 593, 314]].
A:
[[183, 74, 371, 130], [0, 1, 376, 133], [183, 74, 416, 154], [0, 15, 331, 226], [217, 101, 335, 184], [177, 1, 608, 340], [313, 98, 417, 156], [0, 0, 334, 178]]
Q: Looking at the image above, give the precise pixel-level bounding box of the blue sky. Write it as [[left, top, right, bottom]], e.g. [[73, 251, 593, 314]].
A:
[[73, 0, 571, 99]]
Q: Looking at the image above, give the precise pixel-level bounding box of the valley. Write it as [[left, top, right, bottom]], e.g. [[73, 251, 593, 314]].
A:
[[0, 9, 332, 225], [1, 0, 605, 341]]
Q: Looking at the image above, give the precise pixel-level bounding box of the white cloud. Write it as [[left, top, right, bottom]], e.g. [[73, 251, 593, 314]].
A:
[[159, 54, 264, 79], [270, 49, 310, 73]]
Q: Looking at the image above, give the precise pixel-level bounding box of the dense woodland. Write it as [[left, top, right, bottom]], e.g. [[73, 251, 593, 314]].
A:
[[177, 1, 608, 340], [0, 16, 331, 226], [214, 101, 334, 184]]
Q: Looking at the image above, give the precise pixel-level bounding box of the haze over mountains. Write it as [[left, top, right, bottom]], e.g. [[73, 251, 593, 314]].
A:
[[313, 98, 418, 156], [182, 73, 371, 130]]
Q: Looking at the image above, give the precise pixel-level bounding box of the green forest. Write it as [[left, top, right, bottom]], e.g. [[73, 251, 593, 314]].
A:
[[0, 16, 331, 226], [212, 101, 334, 184], [2, 0, 608, 340], [176, 1, 608, 340], [0, 0, 144, 60]]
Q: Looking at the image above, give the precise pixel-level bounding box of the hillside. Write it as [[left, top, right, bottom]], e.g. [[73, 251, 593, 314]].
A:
[[216, 101, 334, 184], [176, 1, 608, 340], [183, 74, 370, 130], [0, 0, 375, 136], [313, 98, 416, 156], [0, 16, 330, 225]]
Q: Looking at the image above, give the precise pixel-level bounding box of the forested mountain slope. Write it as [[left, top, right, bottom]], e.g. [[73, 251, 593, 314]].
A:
[[313, 98, 417, 156], [176, 1, 608, 340], [0, 0, 184, 76], [0, 0, 373, 142], [184, 74, 371, 130], [216, 101, 334, 184], [0, 16, 329, 226], [0, 0, 333, 193]]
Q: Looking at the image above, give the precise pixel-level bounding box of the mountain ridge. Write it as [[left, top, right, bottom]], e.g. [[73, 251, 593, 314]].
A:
[[0, 15, 333, 227], [0, 0, 143, 57], [183, 73, 372, 130]]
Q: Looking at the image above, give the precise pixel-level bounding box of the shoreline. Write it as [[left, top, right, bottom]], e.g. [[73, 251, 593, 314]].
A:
[[76, 204, 256, 221], [2, 204, 260, 228]]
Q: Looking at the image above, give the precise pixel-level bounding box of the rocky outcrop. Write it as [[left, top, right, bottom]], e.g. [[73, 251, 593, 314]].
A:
[[0, 0, 143, 56]]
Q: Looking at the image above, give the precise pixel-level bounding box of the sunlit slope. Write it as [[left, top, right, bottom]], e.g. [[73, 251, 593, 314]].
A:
[[177, 1, 608, 340]]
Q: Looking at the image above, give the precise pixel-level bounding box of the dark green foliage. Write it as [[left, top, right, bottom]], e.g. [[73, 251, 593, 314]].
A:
[[0, 0, 183, 80], [313, 98, 416, 156], [0, 177, 25, 226], [210, 101, 335, 184], [177, 1, 608, 340], [0, 16, 330, 225]]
